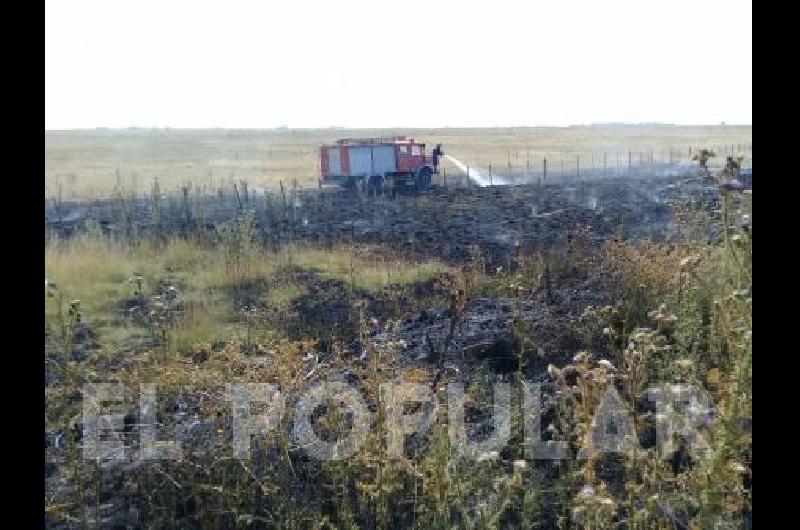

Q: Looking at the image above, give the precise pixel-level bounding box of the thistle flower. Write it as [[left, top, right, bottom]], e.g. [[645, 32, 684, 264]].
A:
[[675, 359, 694, 371], [728, 461, 747, 474], [597, 359, 616, 371], [547, 364, 561, 380], [573, 351, 590, 364], [68, 299, 82, 323], [577, 485, 595, 499]]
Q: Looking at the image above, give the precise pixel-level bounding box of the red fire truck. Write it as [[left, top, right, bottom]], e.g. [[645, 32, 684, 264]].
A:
[[319, 137, 443, 193]]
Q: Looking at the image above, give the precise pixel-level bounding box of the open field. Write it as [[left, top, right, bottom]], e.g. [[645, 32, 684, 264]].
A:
[[45, 142, 751, 528], [44, 0, 753, 523], [45, 125, 752, 199]]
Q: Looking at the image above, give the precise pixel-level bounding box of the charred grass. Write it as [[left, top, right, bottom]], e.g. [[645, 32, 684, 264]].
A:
[[44, 172, 751, 529]]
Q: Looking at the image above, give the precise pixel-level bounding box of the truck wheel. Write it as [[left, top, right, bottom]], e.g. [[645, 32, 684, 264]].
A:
[[415, 167, 432, 193], [344, 176, 359, 191], [368, 175, 384, 196]]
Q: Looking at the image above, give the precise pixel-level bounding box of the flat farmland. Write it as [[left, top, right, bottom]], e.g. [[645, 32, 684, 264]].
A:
[[45, 125, 752, 199]]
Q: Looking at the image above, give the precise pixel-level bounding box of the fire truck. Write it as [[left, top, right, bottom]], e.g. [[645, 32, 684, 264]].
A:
[[319, 137, 443, 193]]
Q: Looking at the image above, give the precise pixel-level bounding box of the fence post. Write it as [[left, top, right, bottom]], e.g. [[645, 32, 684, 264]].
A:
[[543, 157, 547, 184], [443, 166, 447, 188], [467, 166, 470, 188], [628, 150, 632, 174], [507, 162, 512, 185], [603, 152, 607, 176], [576, 155, 580, 180], [526, 149, 530, 173]]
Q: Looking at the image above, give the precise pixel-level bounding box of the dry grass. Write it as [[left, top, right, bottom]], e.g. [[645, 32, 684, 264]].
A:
[[45, 125, 752, 199], [44, 169, 751, 528], [45, 234, 454, 356], [286, 244, 452, 291]]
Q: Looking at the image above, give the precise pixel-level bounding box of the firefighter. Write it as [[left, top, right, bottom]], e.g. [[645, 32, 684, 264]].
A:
[[432, 144, 443, 172]]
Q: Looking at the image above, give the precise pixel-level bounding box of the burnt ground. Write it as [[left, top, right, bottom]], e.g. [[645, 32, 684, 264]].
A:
[[45, 174, 720, 268], [44, 173, 734, 528]]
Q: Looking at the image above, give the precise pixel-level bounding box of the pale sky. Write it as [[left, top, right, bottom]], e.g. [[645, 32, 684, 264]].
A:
[[45, 0, 752, 129]]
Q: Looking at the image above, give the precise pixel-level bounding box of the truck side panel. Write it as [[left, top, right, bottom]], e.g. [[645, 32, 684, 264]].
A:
[[371, 146, 396, 175], [348, 147, 372, 177], [327, 147, 343, 176]]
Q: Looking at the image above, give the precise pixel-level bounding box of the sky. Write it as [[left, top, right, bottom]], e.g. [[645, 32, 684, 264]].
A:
[[45, 0, 752, 129]]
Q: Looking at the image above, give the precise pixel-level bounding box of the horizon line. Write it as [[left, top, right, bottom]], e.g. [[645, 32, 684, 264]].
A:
[[45, 122, 754, 132]]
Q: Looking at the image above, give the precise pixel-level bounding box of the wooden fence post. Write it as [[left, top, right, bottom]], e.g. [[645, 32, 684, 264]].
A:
[[543, 157, 547, 184]]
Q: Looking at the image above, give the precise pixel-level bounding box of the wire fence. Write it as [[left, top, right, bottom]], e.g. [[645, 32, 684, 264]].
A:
[[436, 143, 753, 188]]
